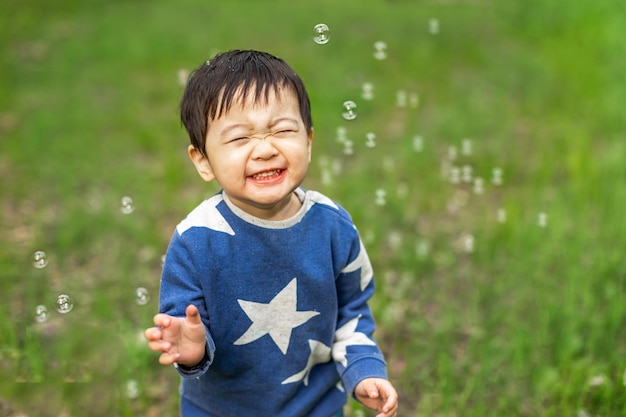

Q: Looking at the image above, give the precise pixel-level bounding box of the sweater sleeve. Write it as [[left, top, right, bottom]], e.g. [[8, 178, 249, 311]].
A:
[[332, 231, 388, 396], [159, 230, 216, 379]]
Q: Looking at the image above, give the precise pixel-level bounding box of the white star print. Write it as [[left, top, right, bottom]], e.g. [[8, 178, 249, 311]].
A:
[[177, 194, 235, 235], [281, 339, 331, 385], [307, 191, 339, 210], [234, 278, 320, 355], [341, 239, 373, 291], [332, 315, 376, 367]]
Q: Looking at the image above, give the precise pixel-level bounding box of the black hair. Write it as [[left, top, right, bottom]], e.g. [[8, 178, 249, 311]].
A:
[[180, 50, 312, 156]]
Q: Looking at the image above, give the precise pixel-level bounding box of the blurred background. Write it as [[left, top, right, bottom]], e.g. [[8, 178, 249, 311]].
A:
[[1, 0, 625, 416]]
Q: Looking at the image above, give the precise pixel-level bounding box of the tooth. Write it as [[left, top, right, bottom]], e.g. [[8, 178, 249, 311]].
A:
[[253, 169, 279, 179]]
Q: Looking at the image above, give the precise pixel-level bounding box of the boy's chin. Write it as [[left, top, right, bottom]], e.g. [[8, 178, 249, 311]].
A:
[[231, 191, 300, 217]]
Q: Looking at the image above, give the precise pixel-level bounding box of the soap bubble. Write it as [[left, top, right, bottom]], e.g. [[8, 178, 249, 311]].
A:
[[375, 189, 387, 206], [413, 135, 424, 152], [135, 287, 150, 306], [462, 234, 475, 253], [462, 138, 472, 156], [462, 165, 473, 183], [447, 145, 458, 160], [395, 90, 407, 108], [318, 156, 333, 185], [387, 231, 402, 251], [373, 41, 387, 60], [35, 305, 49, 323], [429, 18, 440, 35], [55, 294, 74, 314], [313, 23, 330, 44], [473, 178, 484, 194], [538, 212, 548, 227], [336, 126, 347, 143], [177, 69, 189, 86], [449, 166, 461, 184], [332, 159, 342, 174], [32, 250, 48, 269], [342, 139, 354, 155], [365, 132, 376, 148], [341, 101, 357, 120], [120, 196, 134, 214], [361, 82, 374, 101], [126, 379, 139, 399], [492, 167, 504, 185], [497, 208, 507, 223], [409, 92, 420, 108], [87, 189, 104, 212], [321, 168, 333, 185]]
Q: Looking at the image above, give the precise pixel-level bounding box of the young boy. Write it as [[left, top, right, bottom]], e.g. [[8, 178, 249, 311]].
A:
[[145, 50, 398, 417]]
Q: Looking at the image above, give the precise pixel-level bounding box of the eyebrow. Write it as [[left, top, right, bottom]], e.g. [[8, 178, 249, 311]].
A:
[[270, 117, 300, 128], [219, 123, 249, 138]]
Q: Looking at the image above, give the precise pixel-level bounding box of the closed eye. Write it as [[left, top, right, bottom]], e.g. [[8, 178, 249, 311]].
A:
[[229, 136, 250, 143], [272, 129, 297, 137]]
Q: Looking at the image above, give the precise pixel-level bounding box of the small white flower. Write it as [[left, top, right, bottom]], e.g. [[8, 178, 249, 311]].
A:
[[589, 374, 606, 387]]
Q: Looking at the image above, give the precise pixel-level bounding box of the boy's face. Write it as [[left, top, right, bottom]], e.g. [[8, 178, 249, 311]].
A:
[[188, 86, 313, 220]]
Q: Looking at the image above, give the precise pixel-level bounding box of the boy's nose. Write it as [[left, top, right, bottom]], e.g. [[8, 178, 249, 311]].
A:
[[251, 136, 278, 160]]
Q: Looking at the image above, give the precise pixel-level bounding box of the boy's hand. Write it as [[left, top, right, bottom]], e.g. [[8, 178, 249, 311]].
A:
[[354, 377, 398, 417], [144, 304, 207, 367]]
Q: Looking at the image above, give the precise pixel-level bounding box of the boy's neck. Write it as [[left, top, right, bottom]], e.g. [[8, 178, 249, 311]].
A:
[[222, 190, 304, 222]]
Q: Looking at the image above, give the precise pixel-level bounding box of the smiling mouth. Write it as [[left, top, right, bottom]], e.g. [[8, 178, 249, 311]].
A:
[[250, 169, 284, 180]]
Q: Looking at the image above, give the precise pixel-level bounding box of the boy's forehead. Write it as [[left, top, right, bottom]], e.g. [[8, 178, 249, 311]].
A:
[[212, 84, 298, 120]]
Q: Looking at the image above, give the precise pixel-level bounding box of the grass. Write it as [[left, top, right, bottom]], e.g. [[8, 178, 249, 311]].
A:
[[1, 0, 626, 415]]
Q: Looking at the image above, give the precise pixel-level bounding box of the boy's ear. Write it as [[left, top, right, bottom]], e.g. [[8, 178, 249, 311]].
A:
[[188, 145, 215, 182], [307, 128, 314, 162]]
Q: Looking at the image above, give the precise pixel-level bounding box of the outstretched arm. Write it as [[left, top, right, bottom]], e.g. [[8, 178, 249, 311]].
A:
[[145, 304, 207, 367], [355, 377, 399, 417]]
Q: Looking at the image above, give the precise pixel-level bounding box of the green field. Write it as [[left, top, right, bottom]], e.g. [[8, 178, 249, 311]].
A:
[[1, 0, 625, 416]]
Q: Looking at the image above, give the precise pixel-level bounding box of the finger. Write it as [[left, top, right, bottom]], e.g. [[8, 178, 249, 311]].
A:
[[377, 403, 398, 417], [381, 392, 399, 416], [159, 351, 180, 366], [380, 385, 398, 412], [147, 340, 171, 352], [153, 314, 172, 327], [379, 402, 398, 417], [185, 304, 202, 325], [144, 327, 162, 341], [365, 381, 380, 399]]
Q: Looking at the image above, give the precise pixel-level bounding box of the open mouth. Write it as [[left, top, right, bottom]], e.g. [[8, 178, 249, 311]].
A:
[[249, 169, 285, 181]]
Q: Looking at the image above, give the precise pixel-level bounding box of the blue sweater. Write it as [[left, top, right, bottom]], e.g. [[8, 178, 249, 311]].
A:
[[159, 188, 388, 417]]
